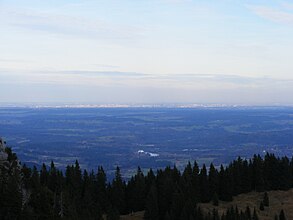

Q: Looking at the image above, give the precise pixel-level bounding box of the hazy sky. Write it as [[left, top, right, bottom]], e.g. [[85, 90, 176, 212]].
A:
[[1, 0, 293, 105]]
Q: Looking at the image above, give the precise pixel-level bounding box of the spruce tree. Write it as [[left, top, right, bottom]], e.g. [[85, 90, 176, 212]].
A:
[[212, 193, 219, 206], [218, 165, 232, 201], [144, 183, 159, 220], [131, 166, 146, 211], [192, 161, 200, 201], [279, 209, 286, 220], [263, 192, 269, 207], [29, 186, 54, 219], [252, 155, 265, 192], [245, 206, 251, 219], [48, 161, 57, 192], [164, 211, 171, 220], [199, 164, 209, 202], [179, 199, 194, 220], [0, 146, 23, 219], [106, 206, 120, 220], [212, 208, 219, 220], [4, 141, 293, 220], [253, 208, 259, 220], [111, 166, 126, 214], [96, 166, 108, 213], [259, 201, 264, 211], [169, 188, 185, 219], [40, 163, 48, 186], [209, 163, 218, 200]]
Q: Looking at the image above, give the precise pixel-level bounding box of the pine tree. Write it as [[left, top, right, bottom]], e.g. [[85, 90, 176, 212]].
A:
[[183, 162, 192, 181], [131, 167, 146, 211], [164, 211, 171, 220], [279, 209, 286, 220], [63, 162, 82, 219], [74, 160, 82, 192], [279, 157, 292, 190], [241, 160, 252, 193], [96, 166, 108, 213], [212, 193, 219, 206], [157, 170, 176, 218], [31, 166, 40, 189], [209, 163, 218, 200], [180, 199, 194, 220], [199, 164, 209, 202], [259, 201, 264, 211], [263, 192, 269, 207], [48, 161, 58, 192], [181, 162, 194, 203], [0, 146, 23, 219], [253, 208, 259, 220], [110, 166, 126, 214], [212, 208, 220, 220], [107, 206, 120, 220], [4, 169, 23, 219], [245, 206, 251, 219], [29, 186, 54, 219], [144, 183, 159, 220], [21, 164, 32, 189], [192, 161, 200, 201], [40, 163, 48, 186], [252, 155, 265, 192], [4, 141, 293, 220], [218, 165, 232, 201]]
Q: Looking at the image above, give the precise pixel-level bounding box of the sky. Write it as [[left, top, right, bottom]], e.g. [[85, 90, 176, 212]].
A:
[[1, 0, 293, 105]]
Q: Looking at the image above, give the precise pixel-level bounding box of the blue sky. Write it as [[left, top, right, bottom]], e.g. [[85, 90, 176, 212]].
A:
[[1, 0, 293, 105]]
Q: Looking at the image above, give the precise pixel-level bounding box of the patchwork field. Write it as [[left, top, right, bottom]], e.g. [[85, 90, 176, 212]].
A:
[[1, 107, 293, 177]]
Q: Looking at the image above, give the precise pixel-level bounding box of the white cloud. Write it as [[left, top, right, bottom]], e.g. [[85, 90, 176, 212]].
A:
[[248, 5, 293, 25], [161, 0, 191, 3], [281, 2, 293, 10], [0, 9, 143, 41], [1, 69, 293, 105], [1, 68, 292, 88]]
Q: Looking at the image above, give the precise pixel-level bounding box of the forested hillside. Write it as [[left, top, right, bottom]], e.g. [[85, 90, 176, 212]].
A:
[[0, 140, 291, 220]]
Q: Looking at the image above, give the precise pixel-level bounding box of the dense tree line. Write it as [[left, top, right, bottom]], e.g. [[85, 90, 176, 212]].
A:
[[0, 145, 291, 219]]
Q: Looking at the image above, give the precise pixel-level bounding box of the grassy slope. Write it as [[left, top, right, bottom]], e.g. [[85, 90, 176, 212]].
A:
[[120, 211, 145, 220], [200, 189, 293, 220], [120, 189, 293, 219]]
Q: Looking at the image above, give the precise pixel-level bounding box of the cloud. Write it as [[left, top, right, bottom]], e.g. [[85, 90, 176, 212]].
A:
[[58, 70, 148, 77], [248, 5, 293, 25], [1, 68, 292, 89], [0, 9, 143, 41], [161, 0, 191, 3], [1, 69, 293, 105], [0, 58, 32, 63], [91, 64, 120, 69], [282, 2, 293, 10]]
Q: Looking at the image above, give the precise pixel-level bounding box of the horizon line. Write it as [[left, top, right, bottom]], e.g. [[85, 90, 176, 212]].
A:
[[1, 102, 293, 109]]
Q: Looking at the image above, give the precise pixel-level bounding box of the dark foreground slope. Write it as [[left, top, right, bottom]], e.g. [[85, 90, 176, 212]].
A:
[[1, 140, 292, 219], [200, 189, 293, 220], [121, 190, 293, 220]]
